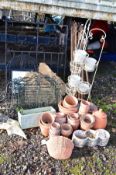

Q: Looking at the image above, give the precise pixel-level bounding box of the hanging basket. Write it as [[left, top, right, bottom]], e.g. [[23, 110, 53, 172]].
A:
[[77, 81, 91, 95], [70, 61, 82, 74]]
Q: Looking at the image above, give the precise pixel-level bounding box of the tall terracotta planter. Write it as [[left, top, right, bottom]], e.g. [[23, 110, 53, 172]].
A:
[[63, 95, 78, 109], [79, 100, 90, 115], [93, 109, 107, 129], [67, 113, 80, 130], [80, 114, 95, 131]]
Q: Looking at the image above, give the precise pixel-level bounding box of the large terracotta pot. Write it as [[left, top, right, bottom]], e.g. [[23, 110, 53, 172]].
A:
[[55, 112, 67, 124], [67, 113, 80, 130], [61, 123, 73, 137], [46, 136, 74, 160], [80, 114, 95, 131], [63, 95, 78, 109], [58, 101, 78, 114], [93, 109, 107, 129], [79, 100, 90, 115]]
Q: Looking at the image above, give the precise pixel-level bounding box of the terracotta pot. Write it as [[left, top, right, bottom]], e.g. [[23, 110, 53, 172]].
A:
[[55, 112, 67, 124], [61, 123, 73, 137], [41, 112, 54, 126], [67, 113, 80, 130], [63, 95, 78, 109], [39, 119, 50, 137], [80, 114, 95, 131], [79, 100, 90, 115], [93, 109, 107, 129], [58, 101, 78, 114], [49, 122, 61, 137], [46, 136, 74, 160]]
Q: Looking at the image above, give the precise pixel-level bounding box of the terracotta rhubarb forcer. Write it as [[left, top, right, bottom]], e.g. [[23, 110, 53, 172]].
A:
[[79, 100, 90, 115], [80, 114, 95, 131], [46, 136, 74, 160], [63, 95, 78, 109], [67, 113, 80, 130], [93, 109, 107, 129], [58, 101, 78, 114]]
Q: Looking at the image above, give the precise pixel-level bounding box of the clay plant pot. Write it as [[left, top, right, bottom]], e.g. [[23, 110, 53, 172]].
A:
[[63, 95, 78, 109], [46, 136, 74, 160], [41, 112, 54, 126], [39, 119, 50, 137], [49, 122, 61, 137], [67, 113, 80, 130], [72, 130, 88, 148], [79, 100, 90, 115], [61, 123, 73, 137], [55, 112, 67, 124], [58, 101, 78, 114], [93, 109, 107, 129], [80, 114, 95, 131]]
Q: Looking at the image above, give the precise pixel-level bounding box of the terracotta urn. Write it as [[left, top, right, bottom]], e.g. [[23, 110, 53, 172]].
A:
[[67, 113, 80, 130], [80, 114, 95, 131], [61, 123, 73, 137], [58, 101, 78, 114], [46, 136, 74, 160], [49, 122, 61, 137], [79, 100, 90, 115], [63, 95, 78, 109], [55, 112, 67, 124], [93, 109, 107, 129]]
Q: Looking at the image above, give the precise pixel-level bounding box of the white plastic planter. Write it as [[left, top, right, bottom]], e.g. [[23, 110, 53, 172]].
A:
[[72, 130, 88, 148], [18, 106, 56, 129], [84, 57, 97, 72], [73, 49, 88, 65], [96, 129, 110, 146]]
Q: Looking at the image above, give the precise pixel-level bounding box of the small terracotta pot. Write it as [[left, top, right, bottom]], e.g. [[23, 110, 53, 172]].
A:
[[41, 112, 54, 126], [61, 123, 73, 137], [63, 95, 78, 109], [58, 101, 78, 114], [49, 122, 60, 135], [79, 100, 90, 115], [67, 113, 80, 130], [80, 114, 95, 131], [39, 119, 50, 137], [55, 112, 67, 124], [93, 109, 107, 129], [46, 136, 74, 160]]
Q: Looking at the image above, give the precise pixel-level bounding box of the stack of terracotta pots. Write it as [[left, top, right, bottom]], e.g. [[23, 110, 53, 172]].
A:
[[39, 95, 109, 159]]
